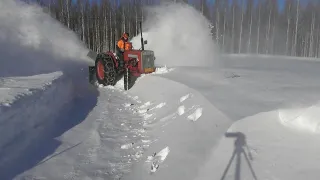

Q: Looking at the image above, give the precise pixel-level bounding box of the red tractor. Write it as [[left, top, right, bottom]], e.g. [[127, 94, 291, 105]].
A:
[[87, 23, 156, 90]]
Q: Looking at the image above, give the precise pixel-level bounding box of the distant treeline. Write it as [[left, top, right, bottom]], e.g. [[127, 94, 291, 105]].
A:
[[26, 0, 320, 58]]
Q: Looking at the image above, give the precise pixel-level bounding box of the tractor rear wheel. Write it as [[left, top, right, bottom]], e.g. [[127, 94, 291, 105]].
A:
[[95, 53, 116, 86]]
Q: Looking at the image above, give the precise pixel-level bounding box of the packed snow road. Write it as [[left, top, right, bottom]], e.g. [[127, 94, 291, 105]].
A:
[[160, 55, 320, 121], [12, 87, 147, 180]]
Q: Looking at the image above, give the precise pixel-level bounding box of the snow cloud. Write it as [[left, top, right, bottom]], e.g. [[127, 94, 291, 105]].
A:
[[131, 2, 220, 68], [0, 0, 91, 77]]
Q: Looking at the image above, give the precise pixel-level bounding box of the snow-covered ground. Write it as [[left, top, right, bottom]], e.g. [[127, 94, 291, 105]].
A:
[[196, 103, 320, 180], [1, 1, 320, 180]]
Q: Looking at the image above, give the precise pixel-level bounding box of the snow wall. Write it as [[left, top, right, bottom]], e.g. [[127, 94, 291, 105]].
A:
[[0, 74, 71, 173], [0, 0, 97, 178]]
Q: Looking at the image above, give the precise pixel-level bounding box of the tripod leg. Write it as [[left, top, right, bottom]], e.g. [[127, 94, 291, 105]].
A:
[[245, 144, 254, 160], [220, 149, 236, 180], [243, 150, 258, 180], [235, 150, 241, 180]]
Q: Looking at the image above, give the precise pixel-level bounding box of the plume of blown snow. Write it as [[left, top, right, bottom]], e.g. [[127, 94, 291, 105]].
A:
[[131, 2, 220, 68], [0, 0, 91, 77]]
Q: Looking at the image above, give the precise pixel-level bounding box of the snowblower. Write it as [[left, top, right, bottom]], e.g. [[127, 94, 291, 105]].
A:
[[87, 22, 156, 90]]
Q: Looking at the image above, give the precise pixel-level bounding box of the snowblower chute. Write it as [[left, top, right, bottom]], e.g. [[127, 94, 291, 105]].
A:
[[87, 22, 156, 90]]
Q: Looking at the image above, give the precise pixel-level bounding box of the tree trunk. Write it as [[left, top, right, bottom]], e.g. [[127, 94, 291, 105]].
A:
[[238, 0, 244, 53], [247, 6, 253, 53], [256, 4, 261, 54], [266, 7, 272, 54], [294, 0, 300, 56], [286, 3, 291, 56], [215, 8, 220, 45], [222, 7, 227, 50], [232, 5, 235, 53]]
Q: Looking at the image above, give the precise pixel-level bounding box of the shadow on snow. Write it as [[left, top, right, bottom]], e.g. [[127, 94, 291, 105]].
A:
[[0, 76, 99, 179], [220, 132, 258, 180]]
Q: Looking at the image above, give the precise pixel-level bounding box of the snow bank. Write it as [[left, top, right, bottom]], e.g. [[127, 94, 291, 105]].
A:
[[130, 2, 220, 68], [0, 72, 61, 106], [225, 53, 320, 62], [0, 72, 74, 175], [194, 108, 320, 180], [119, 75, 233, 180], [278, 103, 320, 134]]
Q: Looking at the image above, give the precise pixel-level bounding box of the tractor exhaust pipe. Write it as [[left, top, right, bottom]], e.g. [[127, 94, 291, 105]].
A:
[[140, 22, 144, 51], [139, 21, 148, 50]]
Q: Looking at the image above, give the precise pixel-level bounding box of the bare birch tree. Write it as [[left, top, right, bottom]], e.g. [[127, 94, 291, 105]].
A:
[[37, 0, 320, 58], [293, 0, 300, 56]]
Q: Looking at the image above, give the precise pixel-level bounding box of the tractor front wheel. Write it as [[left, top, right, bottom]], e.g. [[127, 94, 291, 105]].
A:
[[95, 53, 116, 86]]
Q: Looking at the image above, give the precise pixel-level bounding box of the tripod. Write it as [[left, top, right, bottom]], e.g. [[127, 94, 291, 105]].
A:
[[220, 132, 258, 180]]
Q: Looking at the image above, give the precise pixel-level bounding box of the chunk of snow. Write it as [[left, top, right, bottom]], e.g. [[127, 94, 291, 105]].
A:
[[180, 93, 191, 103], [135, 151, 143, 159], [177, 105, 185, 115], [142, 139, 151, 144], [148, 146, 170, 173], [139, 101, 152, 109], [187, 107, 203, 122], [138, 102, 166, 114], [121, 143, 134, 149], [133, 96, 139, 100], [143, 113, 153, 120], [152, 66, 175, 74], [138, 109, 149, 114], [155, 102, 166, 109], [155, 146, 170, 162], [123, 103, 132, 107], [151, 162, 159, 172]]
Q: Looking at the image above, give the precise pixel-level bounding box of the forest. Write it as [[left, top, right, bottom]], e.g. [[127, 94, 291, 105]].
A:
[[26, 0, 320, 58]]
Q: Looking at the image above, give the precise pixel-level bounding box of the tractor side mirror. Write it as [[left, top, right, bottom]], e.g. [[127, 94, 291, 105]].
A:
[[144, 40, 148, 45]]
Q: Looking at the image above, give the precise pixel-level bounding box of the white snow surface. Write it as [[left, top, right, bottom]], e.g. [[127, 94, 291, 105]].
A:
[[1, 1, 320, 180], [196, 104, 320, 180]]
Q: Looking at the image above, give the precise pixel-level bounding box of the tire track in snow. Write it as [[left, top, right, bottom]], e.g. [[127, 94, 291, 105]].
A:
[[61, 88, 149, 180], [16, 87, 150, 180]]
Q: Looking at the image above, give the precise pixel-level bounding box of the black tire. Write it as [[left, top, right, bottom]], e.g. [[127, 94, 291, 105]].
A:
[[95, 53, 116, 86], [124, 68, 132, 90]]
